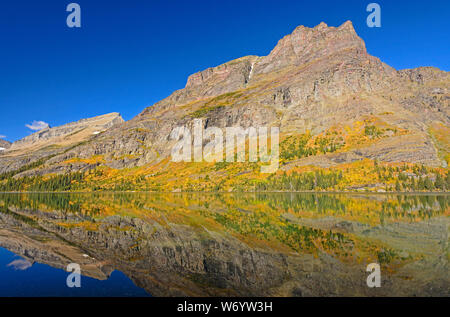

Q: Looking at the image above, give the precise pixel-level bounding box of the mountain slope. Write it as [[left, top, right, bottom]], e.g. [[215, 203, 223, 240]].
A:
[[0, 21, 448, 192], [0, 113, 124, 176], [0, 140, 11, 151]]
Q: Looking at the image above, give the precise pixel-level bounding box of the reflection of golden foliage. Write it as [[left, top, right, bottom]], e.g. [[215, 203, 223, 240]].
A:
[[2, 192, 447, 273]]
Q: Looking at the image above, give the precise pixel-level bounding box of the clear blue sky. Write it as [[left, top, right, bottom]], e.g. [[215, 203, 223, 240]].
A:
[[0, 0, 448, 142]]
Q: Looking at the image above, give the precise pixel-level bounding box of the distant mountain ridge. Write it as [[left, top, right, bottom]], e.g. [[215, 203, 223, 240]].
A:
[[9, 112, 123, 152], [0, 113, 123, 175], [0, 140, 11, 150]]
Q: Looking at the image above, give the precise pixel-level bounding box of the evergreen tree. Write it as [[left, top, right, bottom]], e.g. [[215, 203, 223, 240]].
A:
[[395, 180, 401, 192]]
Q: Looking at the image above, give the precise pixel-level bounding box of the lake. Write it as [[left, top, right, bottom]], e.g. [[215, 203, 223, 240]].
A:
[[0, 192, 448, 297]]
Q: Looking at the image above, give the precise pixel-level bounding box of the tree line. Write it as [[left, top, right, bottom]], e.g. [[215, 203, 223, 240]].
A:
[[0, 172, 85, 192]]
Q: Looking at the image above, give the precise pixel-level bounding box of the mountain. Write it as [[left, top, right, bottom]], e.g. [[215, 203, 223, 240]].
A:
[[0, 21, 448, 192], [0, 140, 11, 151], [0, 113, 124, 175]]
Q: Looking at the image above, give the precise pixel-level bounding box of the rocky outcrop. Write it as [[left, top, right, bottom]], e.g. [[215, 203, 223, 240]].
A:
[[399, 67, 449, 85], [253, 21, 368, 75], [186, 56, 258, 91]]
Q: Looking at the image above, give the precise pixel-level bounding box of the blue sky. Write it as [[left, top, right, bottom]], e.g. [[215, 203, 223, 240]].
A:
[[0, 0, 448, 142]]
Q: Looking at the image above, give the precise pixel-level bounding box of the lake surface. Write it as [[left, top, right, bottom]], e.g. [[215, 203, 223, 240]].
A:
[[0, 192, 448, 297]]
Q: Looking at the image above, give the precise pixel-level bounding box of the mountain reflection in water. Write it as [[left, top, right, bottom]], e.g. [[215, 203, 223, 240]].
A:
[[0, 192, 448, 297]]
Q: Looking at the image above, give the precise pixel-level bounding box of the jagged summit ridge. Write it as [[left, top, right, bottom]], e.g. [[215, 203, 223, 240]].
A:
[[184, 21, 366, 88], [254, 21, 367, 74], [185, 21, 366, 89]]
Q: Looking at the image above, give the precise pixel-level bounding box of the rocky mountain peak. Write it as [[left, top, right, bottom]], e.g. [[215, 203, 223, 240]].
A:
[[140, 21, 370, 115], [254, 21, 367, 75]]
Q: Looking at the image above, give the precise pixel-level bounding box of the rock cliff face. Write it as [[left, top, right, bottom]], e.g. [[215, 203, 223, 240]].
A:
[[0, 21, 448, 177], [254, 21, 369, 74]]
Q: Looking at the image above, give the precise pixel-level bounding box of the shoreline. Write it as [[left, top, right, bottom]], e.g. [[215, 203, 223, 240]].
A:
[[0, 190, 449, 195]]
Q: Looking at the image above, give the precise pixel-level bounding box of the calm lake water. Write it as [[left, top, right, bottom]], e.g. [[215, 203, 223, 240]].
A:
[[0, 192, 448, 297]]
